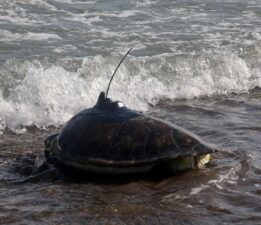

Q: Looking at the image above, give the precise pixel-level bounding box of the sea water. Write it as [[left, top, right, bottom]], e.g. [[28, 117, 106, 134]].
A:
[[0, 0, 260, 224]]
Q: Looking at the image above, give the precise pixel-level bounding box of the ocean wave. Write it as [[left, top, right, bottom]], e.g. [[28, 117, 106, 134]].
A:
[[0, 52, 260, 133]]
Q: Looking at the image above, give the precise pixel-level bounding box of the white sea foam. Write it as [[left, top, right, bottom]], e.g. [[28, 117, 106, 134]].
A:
[[190, 185, 209, 195], [0, 1, 40, 25], [0, 30, 61, 42], [134, 0, 160, 7], [53, 45, 78, 54], [0, 51, 260, 132], [190, 161, 244, 195], [0, 64, 87, 131], [52, 0, 96, 3]]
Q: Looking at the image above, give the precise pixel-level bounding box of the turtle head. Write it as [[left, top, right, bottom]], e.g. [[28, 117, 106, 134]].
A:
[[96, 91, 125, 110]]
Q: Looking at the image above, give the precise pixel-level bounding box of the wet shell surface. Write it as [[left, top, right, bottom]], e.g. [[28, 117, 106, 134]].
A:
[[45, 92, 217, 174]]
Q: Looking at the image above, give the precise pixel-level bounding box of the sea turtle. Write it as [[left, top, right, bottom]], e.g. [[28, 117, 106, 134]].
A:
[[44, 49, 217, 174]]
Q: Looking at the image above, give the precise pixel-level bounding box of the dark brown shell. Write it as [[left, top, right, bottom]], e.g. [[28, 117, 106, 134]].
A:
[[45, 92, 217, 168], [57, 115, 215, 164]]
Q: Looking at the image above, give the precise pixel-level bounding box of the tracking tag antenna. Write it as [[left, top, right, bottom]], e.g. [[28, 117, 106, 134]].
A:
[[105, 48, 132, 98]]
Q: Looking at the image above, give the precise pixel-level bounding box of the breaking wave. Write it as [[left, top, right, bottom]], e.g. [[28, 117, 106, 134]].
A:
[[0, 52, 260, 133]]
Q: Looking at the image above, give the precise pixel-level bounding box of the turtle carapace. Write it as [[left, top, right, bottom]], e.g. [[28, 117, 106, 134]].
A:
[[44, 49, 217, 174]]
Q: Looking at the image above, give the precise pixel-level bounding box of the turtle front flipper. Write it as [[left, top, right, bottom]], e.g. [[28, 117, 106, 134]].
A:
[[44, 133, 59, 163], [44, 133, 59, 149]]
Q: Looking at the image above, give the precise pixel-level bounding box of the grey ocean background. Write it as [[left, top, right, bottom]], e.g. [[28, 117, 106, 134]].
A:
[[0, 1, 260, 225]]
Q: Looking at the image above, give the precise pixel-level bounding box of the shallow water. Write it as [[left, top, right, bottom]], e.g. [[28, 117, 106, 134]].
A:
[[0, 90, 260, 225], [0, 0, 261, 224]]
